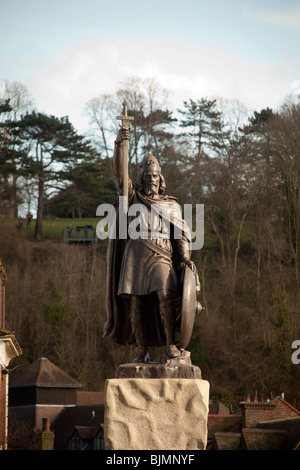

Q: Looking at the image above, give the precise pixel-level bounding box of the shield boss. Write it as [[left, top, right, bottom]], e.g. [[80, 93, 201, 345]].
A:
[[178, 266, 202, 349]]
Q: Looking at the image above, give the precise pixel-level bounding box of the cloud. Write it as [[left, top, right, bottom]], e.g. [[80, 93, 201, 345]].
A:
[[292, 80, 300, 95], [31, 35, 292, 132], [243, 3, 300, 27]]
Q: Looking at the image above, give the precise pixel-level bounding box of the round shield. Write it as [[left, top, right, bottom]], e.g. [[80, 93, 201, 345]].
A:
[[178, 266, 202, 349]]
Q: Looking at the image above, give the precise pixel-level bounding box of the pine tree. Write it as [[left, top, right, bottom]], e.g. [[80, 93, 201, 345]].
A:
[[7, 112, 96, 238], [178, 98, 228, 202]]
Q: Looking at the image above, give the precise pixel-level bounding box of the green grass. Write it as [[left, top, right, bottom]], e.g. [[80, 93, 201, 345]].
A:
[[28, 218, 213, 245], [27, 218, 99, 240]]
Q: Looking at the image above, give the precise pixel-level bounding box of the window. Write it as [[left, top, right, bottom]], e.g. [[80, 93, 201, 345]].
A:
[[94, 434, 104, 450], [70, 434, 81, 450]]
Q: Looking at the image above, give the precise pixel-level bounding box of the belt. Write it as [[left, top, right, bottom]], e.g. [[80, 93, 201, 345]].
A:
[[137, 238, 172, 260]]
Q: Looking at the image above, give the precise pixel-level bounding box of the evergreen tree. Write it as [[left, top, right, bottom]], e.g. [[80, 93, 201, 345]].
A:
[[0, 99, 25, 216], [177, 98, 228, 202], [48, 158, 115, 218], [7, 111, 96, 238]]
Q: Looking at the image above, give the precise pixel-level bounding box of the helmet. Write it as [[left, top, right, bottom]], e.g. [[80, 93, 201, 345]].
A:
[[139, 154, 161, 173]]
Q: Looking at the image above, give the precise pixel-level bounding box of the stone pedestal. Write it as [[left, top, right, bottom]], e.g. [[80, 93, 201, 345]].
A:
[[116, 350, 202, 379], [104, 375, 209, 450]]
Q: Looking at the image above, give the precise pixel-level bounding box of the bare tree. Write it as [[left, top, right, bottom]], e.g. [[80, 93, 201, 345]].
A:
[[0, 81, 35, 217], [270, 98, 300, 283], [84, 93, 117, 160], [0, 80, 35, 121]]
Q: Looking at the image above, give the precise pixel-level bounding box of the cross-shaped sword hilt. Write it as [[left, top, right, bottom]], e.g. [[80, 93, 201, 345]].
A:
[[117, 100, 134, 130]]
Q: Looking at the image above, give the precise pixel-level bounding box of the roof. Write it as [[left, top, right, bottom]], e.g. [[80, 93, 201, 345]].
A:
[[257, 417, 300, 450], [213, 428, 289, 450], [213, 432, 241, 450], [208, 415, 242, 439], [274, 396, 300, 416], [9, 357, 82, 389], [74, 425, 99, 440], [240, 395, 300, 415], [240, 427, 288, 450], [209, 402, 230, 414], [76, 391, 104, 405], [51, 405, 104, 450]]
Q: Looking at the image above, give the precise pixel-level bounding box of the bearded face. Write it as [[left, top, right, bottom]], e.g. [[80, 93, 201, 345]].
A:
[[142, 171, 160, 196]]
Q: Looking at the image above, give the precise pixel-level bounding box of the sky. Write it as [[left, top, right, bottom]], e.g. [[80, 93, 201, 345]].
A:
[[1, 0, 300, 133]]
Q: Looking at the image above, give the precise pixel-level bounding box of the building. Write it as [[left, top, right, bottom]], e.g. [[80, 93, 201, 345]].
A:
[[7, 354, 300, 450], [208, 401, 242, 446], [51, 403, 104, 450], [211, 392, 300, 450], [9, 357, 83, 432], [0, 259, 22, 450], [8, 357, 105, 450]]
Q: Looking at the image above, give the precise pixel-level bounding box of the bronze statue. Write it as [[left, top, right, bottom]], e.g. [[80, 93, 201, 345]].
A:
[[103, 102, 200, 364]]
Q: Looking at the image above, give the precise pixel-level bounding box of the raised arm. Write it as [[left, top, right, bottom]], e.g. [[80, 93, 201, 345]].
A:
[[113, 128, 130, 191]]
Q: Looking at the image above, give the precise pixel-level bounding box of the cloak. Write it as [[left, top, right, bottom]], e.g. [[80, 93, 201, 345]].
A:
[[103, 184, 191, 348]]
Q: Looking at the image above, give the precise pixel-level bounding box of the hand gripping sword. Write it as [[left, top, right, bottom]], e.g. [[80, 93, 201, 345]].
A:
[[117, 100, 134, 214]]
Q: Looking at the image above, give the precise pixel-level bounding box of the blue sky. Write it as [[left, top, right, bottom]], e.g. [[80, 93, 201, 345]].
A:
[[1, 0, 300, 132]]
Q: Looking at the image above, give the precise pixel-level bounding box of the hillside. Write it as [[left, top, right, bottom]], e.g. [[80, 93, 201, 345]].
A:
[[1, 217, 300, 409]]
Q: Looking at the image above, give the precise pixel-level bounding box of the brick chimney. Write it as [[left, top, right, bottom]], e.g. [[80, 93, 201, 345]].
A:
[[38, 417, 55, 450], [240, 392, 276, 427]]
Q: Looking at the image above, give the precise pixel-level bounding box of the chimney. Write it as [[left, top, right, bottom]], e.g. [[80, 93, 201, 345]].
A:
[[42, 417, 50, 431], [240, 391, 276, 428], [39, 417, 54, 450]]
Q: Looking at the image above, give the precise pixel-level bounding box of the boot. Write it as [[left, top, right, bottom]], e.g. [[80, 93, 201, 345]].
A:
[[130, 296, 149, 363], [157, 290, 181, 358], [133, 348, 150, 363]]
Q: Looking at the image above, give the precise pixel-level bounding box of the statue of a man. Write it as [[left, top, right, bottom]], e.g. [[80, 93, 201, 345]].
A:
[[103, 127, 195, 363]]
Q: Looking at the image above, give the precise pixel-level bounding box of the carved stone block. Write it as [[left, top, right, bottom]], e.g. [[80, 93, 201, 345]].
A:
[[104, 377, 209, 450]]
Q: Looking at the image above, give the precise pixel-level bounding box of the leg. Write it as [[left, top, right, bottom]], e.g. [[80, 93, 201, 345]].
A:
[[130, 295, 149, 363], [156, 289, 181, 358]]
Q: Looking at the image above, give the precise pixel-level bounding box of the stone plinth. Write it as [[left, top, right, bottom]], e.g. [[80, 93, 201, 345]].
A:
[[104, 377, 209, 450], [116, 351, 202, 379]]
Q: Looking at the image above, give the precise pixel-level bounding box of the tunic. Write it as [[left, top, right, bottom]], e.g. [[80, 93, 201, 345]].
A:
[[117, 180, 183, 296], [118, 238, 178, 295]]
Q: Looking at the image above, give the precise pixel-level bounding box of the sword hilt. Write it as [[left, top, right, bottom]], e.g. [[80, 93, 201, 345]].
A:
[[117, 100, 134, 130]]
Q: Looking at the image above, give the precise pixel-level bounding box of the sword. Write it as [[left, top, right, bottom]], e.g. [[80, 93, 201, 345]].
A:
[[117, 100, 134, 214]]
